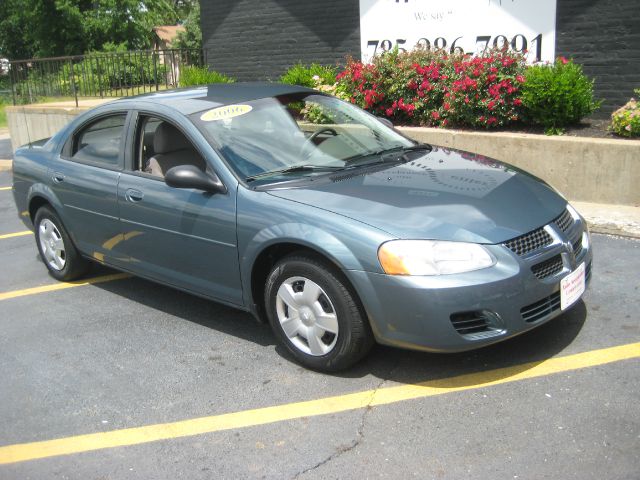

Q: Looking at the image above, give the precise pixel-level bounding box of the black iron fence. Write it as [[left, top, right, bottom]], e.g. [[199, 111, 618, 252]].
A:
[[7, 49, 205, 106]]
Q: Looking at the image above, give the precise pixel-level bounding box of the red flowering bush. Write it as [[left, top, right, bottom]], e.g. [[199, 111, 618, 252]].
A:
[[337, 47, 527, 129]]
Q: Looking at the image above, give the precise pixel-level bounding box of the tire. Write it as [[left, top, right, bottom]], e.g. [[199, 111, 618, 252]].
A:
[[34, 206, 90, 281], [264, 253, 374, 372]]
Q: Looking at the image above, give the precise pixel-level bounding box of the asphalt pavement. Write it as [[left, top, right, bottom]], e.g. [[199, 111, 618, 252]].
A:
[[0, 168, 639, 479]]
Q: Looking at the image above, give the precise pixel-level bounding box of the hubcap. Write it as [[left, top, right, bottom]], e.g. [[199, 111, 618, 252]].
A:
[[38, 219, 66, 271], [275, 276, 339, 356]]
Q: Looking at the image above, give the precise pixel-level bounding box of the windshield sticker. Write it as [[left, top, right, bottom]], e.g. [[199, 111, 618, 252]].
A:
[[200, 104, 253, 121]]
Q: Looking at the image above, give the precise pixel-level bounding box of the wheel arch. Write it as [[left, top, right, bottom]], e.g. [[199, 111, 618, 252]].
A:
[[28, 195, 52, 223], [27, 184, 64, 223], [247, 236, 365, 324]]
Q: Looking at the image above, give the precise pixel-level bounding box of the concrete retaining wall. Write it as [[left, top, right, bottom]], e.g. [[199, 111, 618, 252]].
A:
[[7, 104, 640, 206], [398, 127, 640, 207], [6, 105, 86, 152]]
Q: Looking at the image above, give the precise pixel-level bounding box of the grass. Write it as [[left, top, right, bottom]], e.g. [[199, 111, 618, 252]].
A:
[[0, 102, 6, 129]]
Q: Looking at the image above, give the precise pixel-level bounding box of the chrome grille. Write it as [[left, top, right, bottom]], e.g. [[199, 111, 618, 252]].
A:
[[504, 227, 553, 256], [555, 209, 573, 232], [521, 291, 561, 323], [573, 238, 583, 258], [531, 254, 563, 279]]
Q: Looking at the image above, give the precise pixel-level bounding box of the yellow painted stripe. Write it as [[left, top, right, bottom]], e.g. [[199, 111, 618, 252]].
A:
[[0, 341, 638, 465], [0, 186, 11, 191], [0, 273, 131, 302], [0, 230, 32, 240]]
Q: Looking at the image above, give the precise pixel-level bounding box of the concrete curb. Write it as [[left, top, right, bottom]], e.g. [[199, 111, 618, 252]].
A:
[[573, 202, 640, 239]]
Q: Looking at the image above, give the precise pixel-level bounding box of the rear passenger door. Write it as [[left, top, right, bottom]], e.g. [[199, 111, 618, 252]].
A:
[[52, 112, 129, 265], [116, 113, 243, 306]]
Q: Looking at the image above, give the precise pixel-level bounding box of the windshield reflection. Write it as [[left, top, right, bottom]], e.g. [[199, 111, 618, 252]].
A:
[[190, 93, 415, 183]]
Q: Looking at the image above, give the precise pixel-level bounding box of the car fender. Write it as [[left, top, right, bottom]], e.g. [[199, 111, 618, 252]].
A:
[[239, 220, 389, 311], [26, 182, 65, 222]]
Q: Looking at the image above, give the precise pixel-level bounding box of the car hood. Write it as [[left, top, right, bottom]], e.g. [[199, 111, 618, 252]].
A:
[[266, 147, 566, 244]]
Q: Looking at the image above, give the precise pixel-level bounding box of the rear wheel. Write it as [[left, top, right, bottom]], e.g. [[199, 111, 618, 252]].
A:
[[264, 254, 374, 371], [34, 206, 89, 281]]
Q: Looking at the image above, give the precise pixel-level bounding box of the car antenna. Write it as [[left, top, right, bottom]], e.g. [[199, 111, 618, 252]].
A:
[[21, 104, 33, 148]]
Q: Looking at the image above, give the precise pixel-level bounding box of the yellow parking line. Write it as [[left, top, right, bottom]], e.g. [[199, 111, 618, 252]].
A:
[[0, 273, 131, 302], [0, 341, 638, 465], [0, 230, 32, 240], [0, 186, 11, 191]]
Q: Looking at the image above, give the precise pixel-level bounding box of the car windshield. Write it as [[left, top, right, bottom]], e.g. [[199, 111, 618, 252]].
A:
[[189, 92, 417, 184]]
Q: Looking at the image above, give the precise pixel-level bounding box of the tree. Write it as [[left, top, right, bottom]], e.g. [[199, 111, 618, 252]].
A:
[[0, 0, 184, 60], [0, 0, 39, 60], [172, 1, 201, 50]]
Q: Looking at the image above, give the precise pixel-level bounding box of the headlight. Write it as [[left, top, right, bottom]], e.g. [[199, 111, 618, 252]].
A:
[[378, 240, 495, 276]]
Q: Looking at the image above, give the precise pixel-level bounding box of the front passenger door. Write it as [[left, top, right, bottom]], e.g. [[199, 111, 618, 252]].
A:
[[116, 114, 243, 306]]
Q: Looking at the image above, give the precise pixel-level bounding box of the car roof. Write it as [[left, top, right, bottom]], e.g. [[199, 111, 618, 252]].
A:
[[113, 82, 318, 115]]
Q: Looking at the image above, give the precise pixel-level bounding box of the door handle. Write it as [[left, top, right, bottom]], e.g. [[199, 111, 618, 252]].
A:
[[125, 189, 144, 202], [52, 172, 65, 183]]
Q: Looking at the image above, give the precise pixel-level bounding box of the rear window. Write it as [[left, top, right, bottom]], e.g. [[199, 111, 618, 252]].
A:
[[72, 114, 127, 166]]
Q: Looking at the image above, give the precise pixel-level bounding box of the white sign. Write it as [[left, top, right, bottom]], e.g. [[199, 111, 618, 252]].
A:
[[560, 262, 586, 310], [359, 0, 557, 64]]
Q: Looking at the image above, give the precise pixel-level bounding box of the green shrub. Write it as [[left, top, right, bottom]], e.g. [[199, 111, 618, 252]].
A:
[[520, 58, 601, 134], [337, 47, 527, 129], [610, 89, 640, 138], [179, 66, 235, 87], [280, 63, 337, 88]]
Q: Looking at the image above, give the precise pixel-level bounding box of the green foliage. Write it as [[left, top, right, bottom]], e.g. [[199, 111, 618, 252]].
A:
[[0, 77, 9, 127], [0, 99, 7, 129], [0, 0, 187, 60], [610, 90, 640, 138], [520, 58, 601, 134], [178, 66, 235, 87], [280, 63, 337, 88], [172, 2, 202, 50], [10, 50, 184, 101]]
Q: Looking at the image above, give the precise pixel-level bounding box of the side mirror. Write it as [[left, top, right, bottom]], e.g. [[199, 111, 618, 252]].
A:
[[164, 165, 227, 194], [377, 117, 394, 129]]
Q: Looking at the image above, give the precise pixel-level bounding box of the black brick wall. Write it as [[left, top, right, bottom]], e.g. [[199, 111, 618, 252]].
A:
[[201, 0, 639, 116], [556, 0, 640, 116], [201, 0, 360, 82]]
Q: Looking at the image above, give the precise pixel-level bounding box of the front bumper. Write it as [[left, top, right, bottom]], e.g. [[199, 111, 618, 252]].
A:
[[346, 212, 593, 353]]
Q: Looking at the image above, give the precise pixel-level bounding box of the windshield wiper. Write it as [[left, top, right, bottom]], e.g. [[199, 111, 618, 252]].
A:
[[245, 165, 343, 182], [344, 143, 432, 166]]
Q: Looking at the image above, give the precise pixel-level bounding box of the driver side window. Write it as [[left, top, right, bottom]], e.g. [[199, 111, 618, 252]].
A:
[[135, 115, 207, 178]]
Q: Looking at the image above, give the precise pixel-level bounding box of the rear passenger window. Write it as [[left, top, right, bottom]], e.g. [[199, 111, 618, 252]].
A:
[[72, 114, 127, 166]]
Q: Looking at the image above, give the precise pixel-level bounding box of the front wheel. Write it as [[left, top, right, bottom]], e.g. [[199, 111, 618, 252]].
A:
[[34, 206, 89, 281], [264, 254, 374, 371]]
